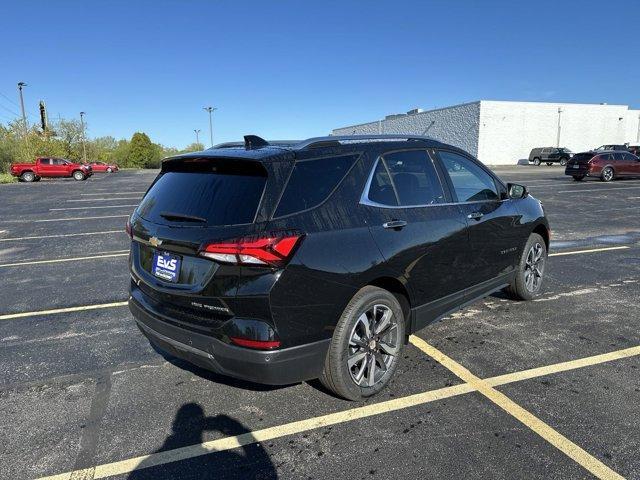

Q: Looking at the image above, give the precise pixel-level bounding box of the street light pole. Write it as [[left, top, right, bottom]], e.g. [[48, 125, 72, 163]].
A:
[[194, 129, 201, 146], [556, 107, 563, 147], [203, 106, 217, 147], [79, 112, 87, 163], [17, 82, 28, 135]]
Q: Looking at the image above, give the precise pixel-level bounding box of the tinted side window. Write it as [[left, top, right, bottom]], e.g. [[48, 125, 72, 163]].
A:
[[40, 158, 51, 165], [274, 155, 357, 217], [384, 150, 444, 206], [614, 153, 624, 161], [439, 151, 499, 202], [366, 150, 445, 206]]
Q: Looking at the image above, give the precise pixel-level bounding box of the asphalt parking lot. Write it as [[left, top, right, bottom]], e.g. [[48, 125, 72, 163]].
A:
[[1, 166, 639, 480]]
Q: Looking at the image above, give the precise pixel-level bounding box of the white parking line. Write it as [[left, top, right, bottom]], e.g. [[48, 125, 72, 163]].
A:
[[0, 251, 129, 268], [36, 343, 639, 480], [80, 192, 146, 196], [549, 246, 630, 257], [0, 215, 129, 224], [67, 198, 141, 202], [0, 230, 123, 242], [557, 186, 640, 194], [50, 205, 138, 211]]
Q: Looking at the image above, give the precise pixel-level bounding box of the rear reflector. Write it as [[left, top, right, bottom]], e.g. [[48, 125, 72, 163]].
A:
[[200, 234, 303, 267], [230, 337, 281, 350]]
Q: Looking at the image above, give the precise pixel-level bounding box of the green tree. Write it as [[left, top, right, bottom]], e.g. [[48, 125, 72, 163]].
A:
[[126, 132, 155, 168]]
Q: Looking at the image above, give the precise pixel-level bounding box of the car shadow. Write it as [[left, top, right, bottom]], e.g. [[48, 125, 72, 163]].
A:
[[127, 403, 278, 479]]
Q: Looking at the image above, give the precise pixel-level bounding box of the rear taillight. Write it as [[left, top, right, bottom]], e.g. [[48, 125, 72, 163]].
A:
[[125, 217, 132, 238], [230, 337, 281, 350], [200, 234, 303, 267]]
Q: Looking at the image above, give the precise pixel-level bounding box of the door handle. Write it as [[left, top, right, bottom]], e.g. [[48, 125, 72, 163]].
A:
[[383, 220, 407, 230], [467, 212, 483, 220]]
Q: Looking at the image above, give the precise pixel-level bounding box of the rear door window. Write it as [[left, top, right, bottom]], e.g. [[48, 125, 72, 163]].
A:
[[137, 160, 267, 226], [274, 154, 358, 217], [365, 150, 445, 207], [438, 151, 500, 202]]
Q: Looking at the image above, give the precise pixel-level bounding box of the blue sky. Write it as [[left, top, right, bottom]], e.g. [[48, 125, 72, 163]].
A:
[[1, 0, 638, 149]]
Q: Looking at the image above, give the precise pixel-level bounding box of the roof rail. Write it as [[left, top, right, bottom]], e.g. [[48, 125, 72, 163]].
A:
[[296, 134, 436, 150]]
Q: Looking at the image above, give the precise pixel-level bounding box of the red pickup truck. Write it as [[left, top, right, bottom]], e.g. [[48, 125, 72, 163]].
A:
[[10, 157, 93, 182]]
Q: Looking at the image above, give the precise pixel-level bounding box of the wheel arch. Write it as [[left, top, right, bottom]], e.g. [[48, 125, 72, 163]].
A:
[[532, 223, 550, 251], [366, 276, 411, 332]]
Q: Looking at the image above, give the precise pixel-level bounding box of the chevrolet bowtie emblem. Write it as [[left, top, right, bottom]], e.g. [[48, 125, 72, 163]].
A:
[[149, 236, 162, 247]]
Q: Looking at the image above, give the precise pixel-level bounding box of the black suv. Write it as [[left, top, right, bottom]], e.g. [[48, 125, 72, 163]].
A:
[[128, 135, 549, 400], [528, 147, 573, 166]]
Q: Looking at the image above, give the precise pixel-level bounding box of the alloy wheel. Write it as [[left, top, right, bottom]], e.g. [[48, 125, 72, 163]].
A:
[[347, 304, 400, 387], [602, 168, 613, 182], [524, 243, 545, 292]]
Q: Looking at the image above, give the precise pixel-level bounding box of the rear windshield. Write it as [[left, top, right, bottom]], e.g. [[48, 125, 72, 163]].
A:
[[572, 153, 594, 162], [137, 160, 267, 226]]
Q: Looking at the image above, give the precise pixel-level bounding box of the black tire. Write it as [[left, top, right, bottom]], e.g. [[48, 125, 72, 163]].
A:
[[572, 175, 584, 181], [20, 171, 35, 182], [505, 233, 547, 301], [560, 158, 568, 166], [533, 158, 541, 166], [73, 170, 86, 181], [546, 162, 553, 166], [320, 286, 405, 401], [33, 176, 41, 182], [600, 167, 614, 182]]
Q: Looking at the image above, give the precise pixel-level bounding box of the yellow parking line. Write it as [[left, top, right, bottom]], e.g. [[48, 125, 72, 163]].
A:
[[486, 345, 640, 387], [0, 301, 129, 321], [36, 343, 640, 480], [0, 251, 129, 268], [0, 230, 122, 242], [409, 336, 624, 480], [549, 246, 630, 257]]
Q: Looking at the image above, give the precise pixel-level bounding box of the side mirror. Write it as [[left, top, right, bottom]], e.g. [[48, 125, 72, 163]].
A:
[[507, 183, 528, 199]]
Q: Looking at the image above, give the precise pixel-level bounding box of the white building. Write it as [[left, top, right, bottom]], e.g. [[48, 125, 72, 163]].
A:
[[332, 100, 640, 165]]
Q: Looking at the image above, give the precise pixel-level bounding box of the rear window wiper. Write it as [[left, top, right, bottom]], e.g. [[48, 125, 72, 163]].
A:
[[160, 212, 208, 223]]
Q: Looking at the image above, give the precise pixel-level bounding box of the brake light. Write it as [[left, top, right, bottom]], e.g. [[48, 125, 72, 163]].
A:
[[200, 234, 303, 266], [230, 337, 281, 350]]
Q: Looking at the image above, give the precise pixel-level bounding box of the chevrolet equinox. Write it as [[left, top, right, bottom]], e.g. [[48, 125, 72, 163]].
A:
[[127, 135, 550, 400]]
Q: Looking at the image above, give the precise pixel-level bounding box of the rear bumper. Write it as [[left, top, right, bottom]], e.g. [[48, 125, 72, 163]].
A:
[[129, 297, 329, 385]]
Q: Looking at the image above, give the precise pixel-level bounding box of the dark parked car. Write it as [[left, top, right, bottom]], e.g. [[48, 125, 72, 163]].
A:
[[593, 144, 629, 152], [127, 134, 550, 400], [528, 147, 573, 166], [565, 150, 640, 182]]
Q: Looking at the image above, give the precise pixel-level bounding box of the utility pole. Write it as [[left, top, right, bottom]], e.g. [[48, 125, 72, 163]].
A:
[[203, 106, 217, 147], [17, 82, 28, 135], [194, 129, 201, 146], [556, 107, 563, 147], [79, 112, 87, 162]]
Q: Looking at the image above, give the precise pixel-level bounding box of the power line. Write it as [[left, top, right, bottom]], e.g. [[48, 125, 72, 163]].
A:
[[0, 101, 20, 117], [0, 91, 20, 108]]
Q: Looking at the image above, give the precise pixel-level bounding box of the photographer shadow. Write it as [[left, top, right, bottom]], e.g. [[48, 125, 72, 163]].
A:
[[127, 403, 277, 479]]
